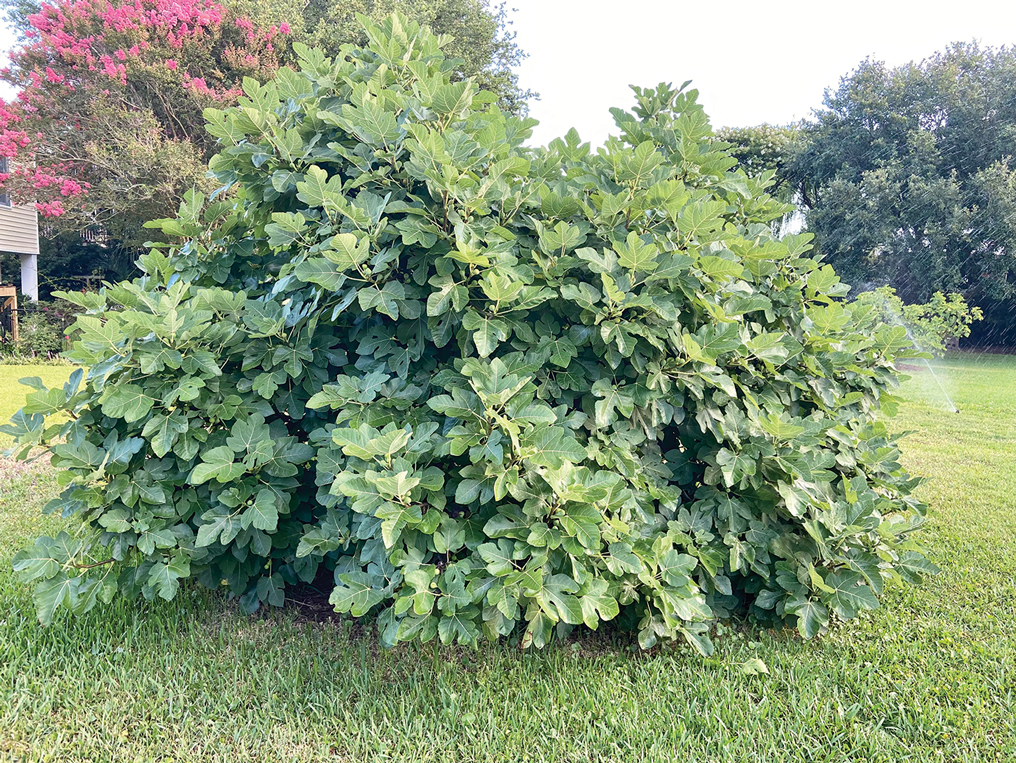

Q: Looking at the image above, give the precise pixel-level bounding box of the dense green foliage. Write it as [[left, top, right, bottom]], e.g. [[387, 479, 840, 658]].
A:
[[782, 43, 1016, 345], [853, 287, 983, 356], [3, 16, 935, 653]]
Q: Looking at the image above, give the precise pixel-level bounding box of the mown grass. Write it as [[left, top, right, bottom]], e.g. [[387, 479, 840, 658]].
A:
[[0, 353, 1013, 762], [0, 365, 76, 449]]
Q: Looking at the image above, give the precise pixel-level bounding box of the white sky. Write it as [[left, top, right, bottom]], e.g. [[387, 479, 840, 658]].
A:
[[3, 0, 1016, 147], [0, 26, 14, 100], [509, 0, 1016, 146]]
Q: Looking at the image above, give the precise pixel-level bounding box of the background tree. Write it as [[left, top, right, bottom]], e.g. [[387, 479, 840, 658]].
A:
[[716, 123, 803, 236], [853, 287, 983, 355], [784, 43, 1016, 345]]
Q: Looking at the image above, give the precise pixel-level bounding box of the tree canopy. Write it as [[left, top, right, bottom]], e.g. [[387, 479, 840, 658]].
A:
[[715, 124, 798, 203], [782, 43, 1016, 343]]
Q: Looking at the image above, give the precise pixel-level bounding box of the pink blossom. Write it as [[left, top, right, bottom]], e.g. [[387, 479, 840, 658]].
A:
[[165, 59, 177, 70], [59, 178, 84, 196], [279, 22, 290, 34], [183, 75, 210, 94], [36, 200, 65, 216]]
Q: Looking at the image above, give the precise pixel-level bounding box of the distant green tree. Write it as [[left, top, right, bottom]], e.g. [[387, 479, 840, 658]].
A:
[[785, 43, 1016, 343]]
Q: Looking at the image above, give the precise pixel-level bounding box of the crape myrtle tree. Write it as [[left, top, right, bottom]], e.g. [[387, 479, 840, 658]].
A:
[[5, 15, 936, 653], [0, 0, 288, 245]]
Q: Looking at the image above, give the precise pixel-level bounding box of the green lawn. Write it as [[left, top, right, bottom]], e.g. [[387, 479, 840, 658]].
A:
[[0, 365, 76, 449], [1, 354, 1014, 762]]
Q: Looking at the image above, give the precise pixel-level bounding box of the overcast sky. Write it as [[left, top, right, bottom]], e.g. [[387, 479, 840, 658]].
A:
[[509, 0, 1016, 146], [3, 0, 1016, 147], [0, 25, 13, 99]]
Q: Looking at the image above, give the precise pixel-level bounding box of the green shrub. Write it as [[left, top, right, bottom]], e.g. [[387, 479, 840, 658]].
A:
[[0, 306, 69, 361], [19, 310, 65, 354], [854, 286, 984, 356], [3, 15, 936, 652]]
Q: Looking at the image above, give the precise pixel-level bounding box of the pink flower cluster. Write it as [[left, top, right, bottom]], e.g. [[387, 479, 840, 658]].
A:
[[25, 0, 228, 76], [0, 102, 30, 158], [60, 178, 86, 196], [36, 200, 65, 216], [181, 73, 211, 94]]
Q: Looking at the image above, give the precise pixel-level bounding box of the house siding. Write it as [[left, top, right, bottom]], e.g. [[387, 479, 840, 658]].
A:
[[0, 205, 40, 255]]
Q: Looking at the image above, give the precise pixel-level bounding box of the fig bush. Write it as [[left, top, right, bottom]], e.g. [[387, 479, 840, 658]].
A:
[[4, 14, 936, 653], [854, 286, 983, 356]]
